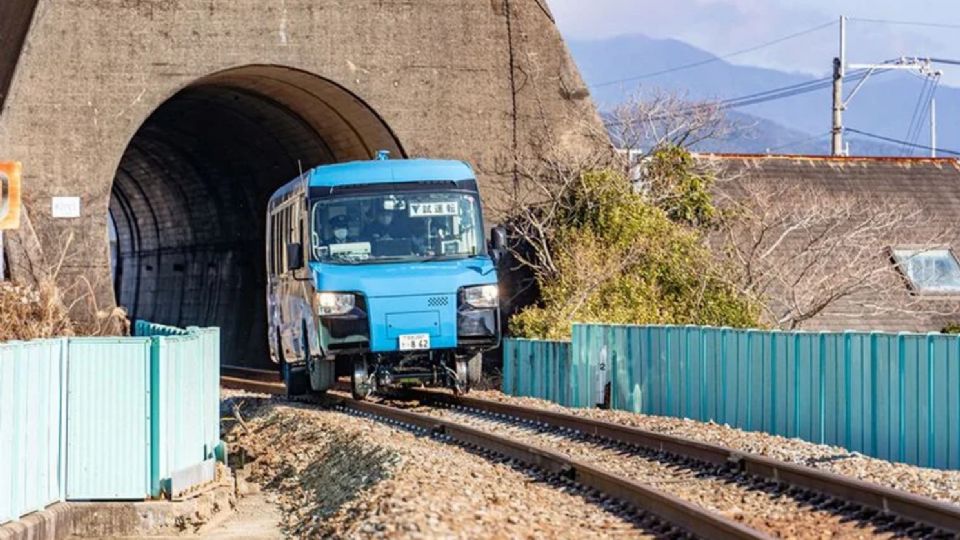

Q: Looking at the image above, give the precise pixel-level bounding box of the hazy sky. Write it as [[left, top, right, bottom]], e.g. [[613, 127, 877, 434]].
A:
[[548, 0, 960, 85]]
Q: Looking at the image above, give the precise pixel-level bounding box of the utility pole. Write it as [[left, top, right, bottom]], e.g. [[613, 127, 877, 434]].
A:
[[931, 98, 937, 157], [831, 15, 847, 156]]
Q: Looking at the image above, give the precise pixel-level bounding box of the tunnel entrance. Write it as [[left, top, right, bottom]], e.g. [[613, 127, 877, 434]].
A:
[[109, 65, 403, 369]]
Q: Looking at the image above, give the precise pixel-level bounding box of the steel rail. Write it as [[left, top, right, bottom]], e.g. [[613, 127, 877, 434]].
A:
[[334, 393, 767, 540], [406, 389, 960, 535], [221, 375, 286, 395], [222, 376, 763, 537], [220, 375, 960, 534]]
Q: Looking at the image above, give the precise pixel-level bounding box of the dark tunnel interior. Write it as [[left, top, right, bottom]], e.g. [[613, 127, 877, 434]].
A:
[[109, 65, 403, 369]]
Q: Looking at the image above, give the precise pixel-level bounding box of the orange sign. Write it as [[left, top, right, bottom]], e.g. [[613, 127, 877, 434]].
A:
[[0, 161, 21, 230]]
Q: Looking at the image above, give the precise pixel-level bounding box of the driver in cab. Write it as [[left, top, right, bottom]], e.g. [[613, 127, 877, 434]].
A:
[[329, 214, 356, 244], [363, 210, 395, 240]]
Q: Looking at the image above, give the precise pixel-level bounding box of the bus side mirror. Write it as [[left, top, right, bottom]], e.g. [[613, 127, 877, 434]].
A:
[[286, 242, 304, 271], [489, 226, 507, 264]]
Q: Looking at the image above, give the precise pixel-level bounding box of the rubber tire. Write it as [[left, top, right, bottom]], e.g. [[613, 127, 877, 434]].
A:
[[282, 361, 310, 397], [466, 352, 483, 388], [279, 334, 310, 397]]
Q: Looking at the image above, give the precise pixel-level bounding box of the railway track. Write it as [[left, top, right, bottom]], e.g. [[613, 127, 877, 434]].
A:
[[222, 375, 960, 538]]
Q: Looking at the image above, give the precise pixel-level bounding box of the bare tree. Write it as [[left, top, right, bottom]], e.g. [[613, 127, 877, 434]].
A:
[[606, 90, 729, 174], [712, 180, 953, 329]]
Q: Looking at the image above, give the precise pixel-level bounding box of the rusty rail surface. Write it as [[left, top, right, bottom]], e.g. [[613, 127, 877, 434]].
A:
[[335, 394, 766, 540], [222, 376, 762, 537], [221, 375, 960, 535], [407, 389, 960, 535]]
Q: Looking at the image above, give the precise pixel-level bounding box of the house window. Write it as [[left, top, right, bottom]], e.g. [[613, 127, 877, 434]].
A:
[[892, 248, 960, 293]]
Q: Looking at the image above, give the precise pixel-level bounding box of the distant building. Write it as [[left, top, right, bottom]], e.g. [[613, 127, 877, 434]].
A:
[[694, 154, 960, 333]]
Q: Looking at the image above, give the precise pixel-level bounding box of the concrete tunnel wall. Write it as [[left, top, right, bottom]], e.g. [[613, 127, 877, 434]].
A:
[[0, 0, 606, 369]]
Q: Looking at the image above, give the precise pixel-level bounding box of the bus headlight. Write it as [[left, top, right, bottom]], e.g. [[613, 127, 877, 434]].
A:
[[463, 285, 499, 309], [317, 292, 356, 316]]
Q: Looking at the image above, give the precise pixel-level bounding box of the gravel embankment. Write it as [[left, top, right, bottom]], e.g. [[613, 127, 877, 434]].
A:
[[225, 398, 657, 539], [471, 390, 960, 506], [417, 404, 896, 539]]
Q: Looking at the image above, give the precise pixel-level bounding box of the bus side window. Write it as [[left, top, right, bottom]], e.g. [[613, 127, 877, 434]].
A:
[[273, 213, 281, 276], [268, 213, 276, 276], [279, 208, 288, 274]]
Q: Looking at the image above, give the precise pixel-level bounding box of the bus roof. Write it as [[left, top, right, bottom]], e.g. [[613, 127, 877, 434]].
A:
[[307, 159, 475, 188]]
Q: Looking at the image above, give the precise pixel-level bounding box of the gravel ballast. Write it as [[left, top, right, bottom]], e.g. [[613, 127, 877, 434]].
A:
[[418, 404, 899, 538], [471, 390, 960, 506], [226, 398, 657, 539]]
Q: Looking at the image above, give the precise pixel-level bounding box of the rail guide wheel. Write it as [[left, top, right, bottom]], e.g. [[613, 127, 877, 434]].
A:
[[351, 356, 375, 400], [453, 358, 469, 396]]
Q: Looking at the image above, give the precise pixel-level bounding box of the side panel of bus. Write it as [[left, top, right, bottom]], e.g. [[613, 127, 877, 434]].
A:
[[267, 189, 318, 365]]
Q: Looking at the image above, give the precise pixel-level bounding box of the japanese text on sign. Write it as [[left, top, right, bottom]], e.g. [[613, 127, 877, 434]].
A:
[[409, 201, 457, 218]]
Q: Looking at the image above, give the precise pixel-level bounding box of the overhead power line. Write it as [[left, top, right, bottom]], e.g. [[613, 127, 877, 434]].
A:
[[603, 68, 883, 127], [847, 17, 960, 30], [903, 75, 934, 151], [905, 76, 940, 155], [845, 127, 960, 157], [590, 20, 837, 88]]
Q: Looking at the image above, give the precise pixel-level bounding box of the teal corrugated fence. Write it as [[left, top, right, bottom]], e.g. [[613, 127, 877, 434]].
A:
[[502, 339, 585, 406], [148, 327, 221, 496], [0, 339, 64, 524], [0, 322, 222, 525], [134, 320, 189, 337], [66, 338, 152, 500], [504, 324, 960, 470]]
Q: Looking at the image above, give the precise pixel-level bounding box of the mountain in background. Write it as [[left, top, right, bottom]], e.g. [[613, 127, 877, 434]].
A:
[[568, 34, 956, 156]]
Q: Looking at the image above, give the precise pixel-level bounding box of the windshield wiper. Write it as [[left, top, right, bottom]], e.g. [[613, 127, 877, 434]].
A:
[[418, 254, 471, 263]]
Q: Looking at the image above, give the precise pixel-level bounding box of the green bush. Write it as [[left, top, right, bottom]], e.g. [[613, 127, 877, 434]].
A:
[[509, 162, 760, 340], [644, 145, 719, 228]]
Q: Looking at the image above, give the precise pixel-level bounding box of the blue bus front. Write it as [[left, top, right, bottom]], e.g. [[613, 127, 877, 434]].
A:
[[305, 162, 501, 396]]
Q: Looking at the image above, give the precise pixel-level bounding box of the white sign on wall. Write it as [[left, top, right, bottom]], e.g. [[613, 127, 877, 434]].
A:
[[52, 196, 81, 218]]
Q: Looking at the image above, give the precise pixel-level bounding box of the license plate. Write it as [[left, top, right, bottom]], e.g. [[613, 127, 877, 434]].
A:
[[399, 334, 431, 351]]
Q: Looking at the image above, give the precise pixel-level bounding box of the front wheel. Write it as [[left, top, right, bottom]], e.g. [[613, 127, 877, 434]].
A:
[[351, 356, 374, 400], [282, 361, 310, 397], [278, 333, 310, 397]]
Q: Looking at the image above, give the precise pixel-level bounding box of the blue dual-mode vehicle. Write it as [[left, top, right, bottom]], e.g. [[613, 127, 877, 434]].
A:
[[266, 153, 505, 398]]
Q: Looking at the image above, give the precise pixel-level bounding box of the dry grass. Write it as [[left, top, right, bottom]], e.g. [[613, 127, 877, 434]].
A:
[[0, 278, 74, 341], [1, 231, 130, 341]]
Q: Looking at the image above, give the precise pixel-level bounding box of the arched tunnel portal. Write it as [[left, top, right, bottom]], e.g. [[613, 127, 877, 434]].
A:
[[109, 65, 403, 369]]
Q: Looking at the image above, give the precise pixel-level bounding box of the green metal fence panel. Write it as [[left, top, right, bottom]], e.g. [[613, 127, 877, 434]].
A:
[[509, 324, 960, 470], [502, 339, 578, 406], [150, 327, 221, 496], [193, 327, 222, 468], [593, 324, 960, 469], [65, 338, 152, 500], [134, 320, 189, 337], [571, 325, 603, 408], [1, 323, 223, 524], [0, 339, 64, 525]]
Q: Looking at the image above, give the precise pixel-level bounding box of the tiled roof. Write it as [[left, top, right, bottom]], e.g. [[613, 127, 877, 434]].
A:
[[696, 154, 960, 333]]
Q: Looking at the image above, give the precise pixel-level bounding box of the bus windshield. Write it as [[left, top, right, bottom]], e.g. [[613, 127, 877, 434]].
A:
[[310, 191, 484, 264]]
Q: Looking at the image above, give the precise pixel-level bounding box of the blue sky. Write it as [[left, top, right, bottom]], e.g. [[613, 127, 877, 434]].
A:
[[548, 0, 960, 85]]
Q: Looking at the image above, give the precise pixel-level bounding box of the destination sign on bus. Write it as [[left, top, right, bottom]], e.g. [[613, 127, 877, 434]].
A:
[[409, 201, 458, 218]]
